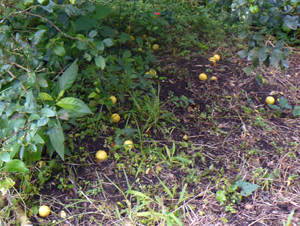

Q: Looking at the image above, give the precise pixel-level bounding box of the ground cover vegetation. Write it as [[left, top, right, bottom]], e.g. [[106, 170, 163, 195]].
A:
[[0, 0, 300, 225]]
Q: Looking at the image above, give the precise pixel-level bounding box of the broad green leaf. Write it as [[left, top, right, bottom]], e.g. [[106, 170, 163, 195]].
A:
[[36, 77, 48, 87], [100, 26, 117, 38], [279, 97, 292, 109], [40, 108, 56, 117], [89, 30, 98, 38], [95, 41, 104, 51], [33, 133, 45, 144], [122, 51, 132, 60], [252, 33, 264, 41], [53, 45, 66, 57], [95, 56, 105, 70], [238, 30, 249, 39], [29, 114, 40, 121], [49, 121, 65, 160], [5, 159, 29, 174], [56, 97, 92, 115], [31, 29, 47, 45], [75, 15, 97, 31], [259, 14, 269, 24], [8, 118, 26, 132], [249, 47, 260, 60], [39, 92, 54, 101], [94, 5, 112, 19], [103, 38, 115, 47], [284, 15, 298, 30], [255, 74, 263, 87], [258, 47, 268, 62], [216, 190, 227, 203], [292, 106, 300, 116], [119, 32, 131, 44], [237, 50, 247, 59], [56, 59, 78, 95], [0, 152, 10, 162], [76, 40, 89, 50], [88, 92, 99, 99], [275, 39, 285, 49], [243, 66, 253, 76], [283, 48, 291, 57], [235, 180, 259, 196], [24, 91, 39, 114], [37, 116, 49, 127], [136, 37, 143, 48]]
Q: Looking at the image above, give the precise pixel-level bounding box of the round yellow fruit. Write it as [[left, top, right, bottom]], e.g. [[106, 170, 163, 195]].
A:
[[109, 96, 117, 104], [111, 113, 121, 123], [130, 36, 135, 41], [95, 150, 107, 161], [265, 96, 275, 105], [213, 54, 221, 61], [152, 44, 159, 51], [199, 73, 208, 81], [143, 34, 147, 39], [39, 205, 51, 218], [123, 140, 133, 150]]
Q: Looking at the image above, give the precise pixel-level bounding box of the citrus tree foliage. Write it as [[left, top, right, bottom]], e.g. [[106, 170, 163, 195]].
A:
[[231, 0, 297, 75], [0, 0, 157, 174]]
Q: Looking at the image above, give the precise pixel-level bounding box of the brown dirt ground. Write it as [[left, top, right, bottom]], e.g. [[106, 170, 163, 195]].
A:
[[29, 48, 300, 226]]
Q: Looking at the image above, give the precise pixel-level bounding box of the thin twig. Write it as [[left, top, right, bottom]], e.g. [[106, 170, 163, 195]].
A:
[[24, 11, 94, 49], [6, 70, 28, 93]]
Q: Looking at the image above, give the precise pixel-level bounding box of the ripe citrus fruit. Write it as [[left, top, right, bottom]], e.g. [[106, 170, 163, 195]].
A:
[[213, 54, 221, 61], [39, 205, 51, 218], [109, 96, 117, 104], [111, 113, 120, 123], [95, 150, 107, 161], [152, 44, 159, 51], [123, 140, 133, 150], [199, 73, 208, 81], [209, 57, 216, 62], [265, 96, 275, 105]]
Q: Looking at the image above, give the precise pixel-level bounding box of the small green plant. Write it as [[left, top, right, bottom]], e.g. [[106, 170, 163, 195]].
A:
[[267, 97, 300, 117], [216, 180, 259, 213]]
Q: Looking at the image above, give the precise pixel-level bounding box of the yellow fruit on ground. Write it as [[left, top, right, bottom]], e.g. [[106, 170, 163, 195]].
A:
[[111, 113, 121, 123], [265, 96, 275, 105], [109, 96, 117, 104], [211, 76, 218, 81], [209, 57, 216, 62], [152, 44, 159, 51], [39, 205, 51, 218], [213, 54, 221, 61], [123, 140, 133, 150], [95, 150, 107, 161], [199, 73, 208, 81]]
